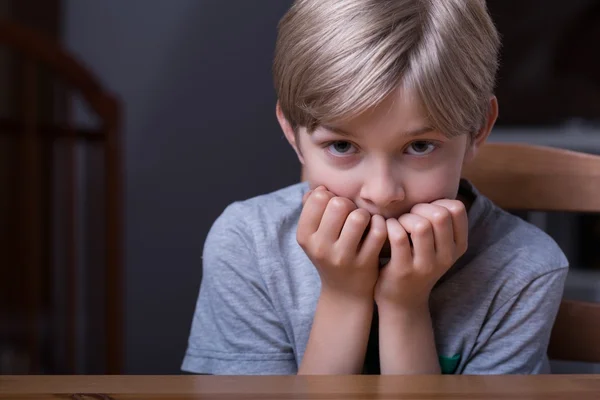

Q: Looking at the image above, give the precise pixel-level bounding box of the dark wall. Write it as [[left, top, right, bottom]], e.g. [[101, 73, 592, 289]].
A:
[[63, 0, 297, 373]]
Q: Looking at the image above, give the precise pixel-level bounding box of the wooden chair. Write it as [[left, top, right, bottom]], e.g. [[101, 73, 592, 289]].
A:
[[0, 20, 122, 373], [462, 142, 600, 364]]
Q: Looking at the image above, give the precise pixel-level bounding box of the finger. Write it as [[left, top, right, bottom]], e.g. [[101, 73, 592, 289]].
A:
[[431, 199, 469, 254], [410, 203, 454, 261], [302, 190, 313, 206], [397, 213, 435, 269], [297, 189, 335, 239], [302, 185, 328, 206], [337, 208, 371, 253], [357, 214, 388, 263], [385, 218, 412, 268], [316, 196, 357, 241]]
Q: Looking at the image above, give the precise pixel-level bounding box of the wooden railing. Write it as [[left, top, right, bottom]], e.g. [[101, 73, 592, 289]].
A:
[[0, 19, 122, 374]]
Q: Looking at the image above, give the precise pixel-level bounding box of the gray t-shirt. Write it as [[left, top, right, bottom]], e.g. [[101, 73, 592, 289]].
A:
[[182, 180, 568, 375]]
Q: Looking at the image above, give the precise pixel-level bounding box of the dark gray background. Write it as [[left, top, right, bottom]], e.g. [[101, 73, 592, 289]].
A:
[[64, 0, 296, 374]]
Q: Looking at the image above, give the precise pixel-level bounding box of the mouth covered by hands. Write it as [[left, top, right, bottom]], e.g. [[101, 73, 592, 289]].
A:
[[299, 185, 468, 309]]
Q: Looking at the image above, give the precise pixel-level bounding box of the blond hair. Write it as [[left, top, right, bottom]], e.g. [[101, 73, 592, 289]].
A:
[[273, 0, 501, 137]]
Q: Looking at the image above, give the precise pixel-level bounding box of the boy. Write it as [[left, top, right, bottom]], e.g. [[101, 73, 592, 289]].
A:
[[182, 0, 568, 375]]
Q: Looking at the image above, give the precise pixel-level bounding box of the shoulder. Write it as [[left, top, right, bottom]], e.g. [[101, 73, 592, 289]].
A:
[[234, 181, 308, 219], [205, 182, 308, 252], [214, 181, 307, 229], [481, 203, 568, 277], [460, 181, 568, 285]]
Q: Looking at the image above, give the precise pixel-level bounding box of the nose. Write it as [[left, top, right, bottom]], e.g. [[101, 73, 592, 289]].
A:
[[359, 166, 405, 211]]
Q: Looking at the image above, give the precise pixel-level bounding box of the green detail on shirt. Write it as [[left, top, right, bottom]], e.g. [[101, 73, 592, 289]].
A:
[[439, 354, 461, 374]]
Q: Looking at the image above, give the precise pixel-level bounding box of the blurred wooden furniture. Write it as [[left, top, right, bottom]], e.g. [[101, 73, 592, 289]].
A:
[[0, 19, 122, 373], [2, 375, 600, 400], [462, 143, 600, 212], [463, 142, 600, 363]]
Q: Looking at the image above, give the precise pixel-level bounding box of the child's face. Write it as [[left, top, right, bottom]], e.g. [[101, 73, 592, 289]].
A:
[[279, 88, 496, 219]]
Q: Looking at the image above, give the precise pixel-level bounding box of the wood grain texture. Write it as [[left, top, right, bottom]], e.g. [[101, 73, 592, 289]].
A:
[[2, 375, 600, 400], [462, 142, 600, 212]]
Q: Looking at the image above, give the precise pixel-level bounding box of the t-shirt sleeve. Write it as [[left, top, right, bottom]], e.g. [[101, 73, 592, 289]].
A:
[[462, 268, 568, 374], [182, 202, 297, 375]]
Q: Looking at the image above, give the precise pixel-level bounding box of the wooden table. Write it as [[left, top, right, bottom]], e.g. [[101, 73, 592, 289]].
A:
[[2, 375, 600, 399]]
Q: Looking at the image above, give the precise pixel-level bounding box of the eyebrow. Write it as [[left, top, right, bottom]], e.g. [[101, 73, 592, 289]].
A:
[[322, 125, 435, 138]]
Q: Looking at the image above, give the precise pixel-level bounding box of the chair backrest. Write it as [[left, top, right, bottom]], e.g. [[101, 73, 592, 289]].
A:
[[463, 142, 600, 363], [462, 142, 600, 212]]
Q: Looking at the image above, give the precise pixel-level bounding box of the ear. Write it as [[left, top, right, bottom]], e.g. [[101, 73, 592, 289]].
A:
[[464, 96, 498, 164], [276, 102, 305, 164]]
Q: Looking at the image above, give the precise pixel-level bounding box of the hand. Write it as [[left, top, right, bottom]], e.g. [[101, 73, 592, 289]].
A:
[[298, 186, 388, 302], [374, 199, 468, 311]]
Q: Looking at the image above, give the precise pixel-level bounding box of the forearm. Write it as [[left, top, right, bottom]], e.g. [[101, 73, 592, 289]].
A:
[[298, 290, 374, 375], [378, 303, 441, 375]]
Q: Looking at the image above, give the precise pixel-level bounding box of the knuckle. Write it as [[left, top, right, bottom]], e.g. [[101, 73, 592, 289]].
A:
[[312, 252, 327, 264], [311, 242, 328, 261], [413, 221, 432, 235], [393, 268, 412, 280], [439, 252, 454, 266], [296, 233, 308, 248], [371, 227, 386, 240], [389, 231, 407, 246], [348, 209, 370, 225], [400, 270, 413, 280], [419, 264, 434, 276], [313, 190, 333, 203], [331, 253, 347, 268], [328, 197, 344, 207], [448, 201, 466, 215], [431, 209, 451, 225], [329, 197, 355, 213]]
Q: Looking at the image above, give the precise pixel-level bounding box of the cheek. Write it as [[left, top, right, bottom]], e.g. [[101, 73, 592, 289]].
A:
[[304, 166, 360, 198], [405, 164, 463, 202]]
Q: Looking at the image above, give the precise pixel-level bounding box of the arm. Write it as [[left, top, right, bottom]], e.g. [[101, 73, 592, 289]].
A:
[[297, 187, 388, 375], [378, 304, 440, 374], [374, 200, 468, 374], [462, 268, 568, 374], [299, 291, 374, 374]]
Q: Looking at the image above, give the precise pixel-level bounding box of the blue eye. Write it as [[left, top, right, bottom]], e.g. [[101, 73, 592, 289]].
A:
[[405, 141, 437, 156], [327, 141, 357, 156]]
